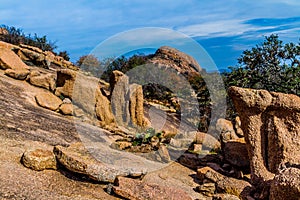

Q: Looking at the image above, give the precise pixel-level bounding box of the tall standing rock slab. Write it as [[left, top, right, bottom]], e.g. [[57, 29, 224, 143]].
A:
[[95, 88, 116, 126], [228, 86, 300, 185], [110, 70, 148, 128], [129, 83, 149, 127], [110, 70, 130, 126]]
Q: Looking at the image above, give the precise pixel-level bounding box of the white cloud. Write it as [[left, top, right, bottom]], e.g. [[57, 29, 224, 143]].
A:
[[176, 19, 276, 38]]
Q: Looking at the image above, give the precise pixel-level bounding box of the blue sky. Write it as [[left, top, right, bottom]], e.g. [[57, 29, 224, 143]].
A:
[[1, 0, 300, 70]]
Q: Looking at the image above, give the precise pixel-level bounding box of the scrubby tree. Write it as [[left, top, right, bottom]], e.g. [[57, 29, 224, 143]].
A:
[[101, 54, 149, 82], [76, 54, 100, 67], [224, 34, 300, 94], [58, 50, 70, 61], [0, 24, 58, 52]]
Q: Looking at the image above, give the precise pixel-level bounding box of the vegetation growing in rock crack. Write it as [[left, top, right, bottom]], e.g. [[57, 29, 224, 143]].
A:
[[132, 128, 163, 146]]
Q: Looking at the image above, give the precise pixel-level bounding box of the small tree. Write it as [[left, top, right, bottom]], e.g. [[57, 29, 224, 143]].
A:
[[58, 50, 70, 61], [224, 34, 300, 94], [76, 54, 103, 76], [76, 54, 100, 67]]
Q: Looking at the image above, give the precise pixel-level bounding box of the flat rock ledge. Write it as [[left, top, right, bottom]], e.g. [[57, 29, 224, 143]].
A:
[[53, 142, 145, 183]]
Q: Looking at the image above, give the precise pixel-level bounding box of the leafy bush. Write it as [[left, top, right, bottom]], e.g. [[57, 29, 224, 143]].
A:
[[132, 128, 162, 146], [223, 34, 300, 119], [0, 25, 57, 52], [101, 54, 150, 82], [58, 50, 70, 61], [224, 34, 300, 95]]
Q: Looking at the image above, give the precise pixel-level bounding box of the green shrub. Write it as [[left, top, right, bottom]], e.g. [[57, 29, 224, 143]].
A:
[[0, 25, 57, 52]]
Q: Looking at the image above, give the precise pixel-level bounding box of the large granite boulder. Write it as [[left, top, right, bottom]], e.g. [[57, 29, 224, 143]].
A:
[[149, 46, 202, 75], [0, 46, 29, 70], [55, 69, 116, 126], [0, 46, 30, 80], [29, 69, 56, 91], [4, 68, 29, 80], [59, 103, 73, 115], [22, 147, 57, 171], [35, 92, 63, 111], [228, 86, 300, 185]]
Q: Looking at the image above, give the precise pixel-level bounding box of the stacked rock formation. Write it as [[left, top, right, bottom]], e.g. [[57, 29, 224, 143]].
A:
[[229, 86, 300, 199]]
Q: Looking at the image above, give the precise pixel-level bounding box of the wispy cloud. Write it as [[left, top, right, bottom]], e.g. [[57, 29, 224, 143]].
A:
[[175, 19, 277, 38], [0, 0, 300, 68]]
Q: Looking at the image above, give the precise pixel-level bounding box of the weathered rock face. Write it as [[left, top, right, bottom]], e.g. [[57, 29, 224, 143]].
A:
[[270, 166, 300, 200], [223, 138, 249, 169], [55, 69, 77, 99], [22, 147, 57, 171], [0, 46, 30, 80], [95, 88, 116, 126], [29, 69, 56, 91], [18, 46, 47, 67], [0, 47, 29, 70], [113, 176, 193, 200], [72, 74, 100, 115], [228, 86, 300, 185], [149, 46, 202, 76], [35, 92, 63, 111], [56, 69, 116, 126], [0, 71, 117, 199], [4, 68, 29, 80]]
